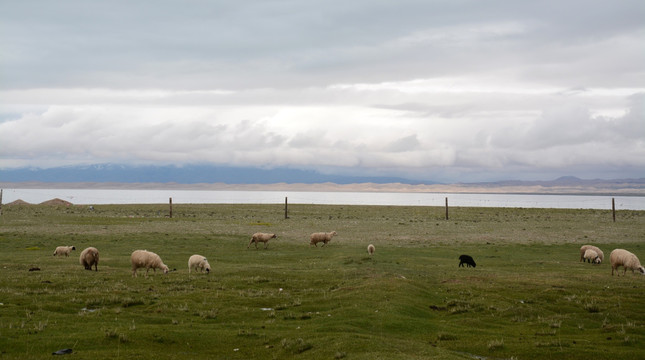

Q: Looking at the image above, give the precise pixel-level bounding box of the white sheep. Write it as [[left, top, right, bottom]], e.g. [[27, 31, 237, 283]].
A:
[[610, 249, 645, 276], [248, 233, 277, 249], [131, 250, 169, 278], [53, 246, 76, 257], [79, 247, 99, 271], [579, 245, 604, 264], [367, 244, 375, 255], [310, 231, 337, 247], [583, 249, 601, 264], [188, 254, 211, 274]]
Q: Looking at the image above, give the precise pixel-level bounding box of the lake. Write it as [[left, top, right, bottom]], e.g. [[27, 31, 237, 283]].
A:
[[2, 188, 644, 210]]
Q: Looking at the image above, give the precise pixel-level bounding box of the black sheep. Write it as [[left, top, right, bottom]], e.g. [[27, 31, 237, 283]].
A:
[[458, 255, 476, 268]]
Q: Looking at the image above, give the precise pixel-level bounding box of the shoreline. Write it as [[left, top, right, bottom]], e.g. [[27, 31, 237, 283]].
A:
[[1, 181, 644, 196]]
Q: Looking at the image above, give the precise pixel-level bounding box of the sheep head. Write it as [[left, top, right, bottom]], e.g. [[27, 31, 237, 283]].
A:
[[638, 266, 645, 275]]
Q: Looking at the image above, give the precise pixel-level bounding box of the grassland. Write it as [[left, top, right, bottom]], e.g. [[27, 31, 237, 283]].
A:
[[0, 203, 644, 359]]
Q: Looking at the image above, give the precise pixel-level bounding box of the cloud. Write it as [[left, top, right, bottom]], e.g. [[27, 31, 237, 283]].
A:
[[2, 88, 642, 180], [1, 1, 644, 182]]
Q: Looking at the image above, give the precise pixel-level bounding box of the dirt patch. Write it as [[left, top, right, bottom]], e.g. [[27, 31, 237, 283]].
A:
[[6, 199, 31, 206], [39, 198, 73, 206]]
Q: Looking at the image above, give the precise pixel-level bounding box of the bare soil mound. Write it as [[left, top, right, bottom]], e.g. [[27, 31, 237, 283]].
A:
[[6, 199, 31, 206], [40, 198, 73, 206]]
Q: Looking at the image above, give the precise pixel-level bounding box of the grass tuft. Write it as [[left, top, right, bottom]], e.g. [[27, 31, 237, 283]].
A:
[[281, 338, 313, 354], [487, 339, 504, 351]]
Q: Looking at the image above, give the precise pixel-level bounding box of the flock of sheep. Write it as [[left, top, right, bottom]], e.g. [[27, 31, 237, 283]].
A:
[[53, 237, 644, 278], [578, 245, 645, 276], [54, 246, 177, 277], [50, 231, 354, 277]]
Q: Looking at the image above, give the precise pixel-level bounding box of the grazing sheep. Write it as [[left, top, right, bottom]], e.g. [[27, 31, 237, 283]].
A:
[[131, 250, 169, 278], [583, 249, 601, 264], [610, 249, 645, 276], [79, 247, 99, 271], [53, 246, 76, 257], [310, 231, 337, 247], [579, 245, 604, 264], [458, 255, 476, 268], [188, 254, 211, 274], [367, 244, 375, 255], [248, 232, 277, 249]]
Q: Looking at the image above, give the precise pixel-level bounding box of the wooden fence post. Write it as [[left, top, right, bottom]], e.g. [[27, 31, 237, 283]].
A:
[[445, 197, 449, 220], [169, 197, 173, 218], [612, 197, 616, 222], [0, 189, 3, 216], [285, 197, 289, 219]]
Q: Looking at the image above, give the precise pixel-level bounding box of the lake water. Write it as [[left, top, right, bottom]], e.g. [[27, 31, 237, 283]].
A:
[[2, 188, 644, 210]]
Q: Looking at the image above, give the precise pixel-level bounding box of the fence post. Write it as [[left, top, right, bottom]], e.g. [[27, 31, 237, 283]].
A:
[[285, 197, 288, 219], [169, 197, 173, 218], [612, 197, 615, 222], [0, 189, 3, 216], [445, 197, 449, 220]]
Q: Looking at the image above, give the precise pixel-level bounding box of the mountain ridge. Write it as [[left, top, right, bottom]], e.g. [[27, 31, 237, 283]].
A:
[[1, 164, 644, 195], [0, 164, 430, 185]]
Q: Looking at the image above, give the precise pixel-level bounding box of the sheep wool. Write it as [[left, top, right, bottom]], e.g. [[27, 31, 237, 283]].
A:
[[367, 244, 375, 255], [583, 249, 600, 264], [579, 245, 604, 263], [248, 233, 277, 249], [53, 246, 76, 257], [610, 249, 645, 276], [310, 231, 338, 247], [131, 250, 170, 278], [79, 247, 99, 271], [188, 254, 211, 274]]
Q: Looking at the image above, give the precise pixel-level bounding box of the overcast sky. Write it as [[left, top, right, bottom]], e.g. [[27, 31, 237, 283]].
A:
[[1, 0, 644, 182]]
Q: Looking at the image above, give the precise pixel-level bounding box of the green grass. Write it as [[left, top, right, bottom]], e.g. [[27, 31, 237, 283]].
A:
[[0, 203, 644, 359]]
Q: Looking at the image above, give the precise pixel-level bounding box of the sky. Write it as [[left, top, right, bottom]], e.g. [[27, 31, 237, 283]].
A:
[[1, 0, 644, 183]]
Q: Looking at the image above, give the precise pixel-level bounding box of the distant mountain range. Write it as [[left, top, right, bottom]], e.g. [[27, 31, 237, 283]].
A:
[[465, 176, 645, 188], [0, 164, 645, 196], [0, 164, 430, 185], [1, 164, 644, 195]]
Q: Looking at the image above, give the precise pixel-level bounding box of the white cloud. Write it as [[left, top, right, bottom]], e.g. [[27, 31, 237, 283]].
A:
[[2, 87, 642, 180]]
